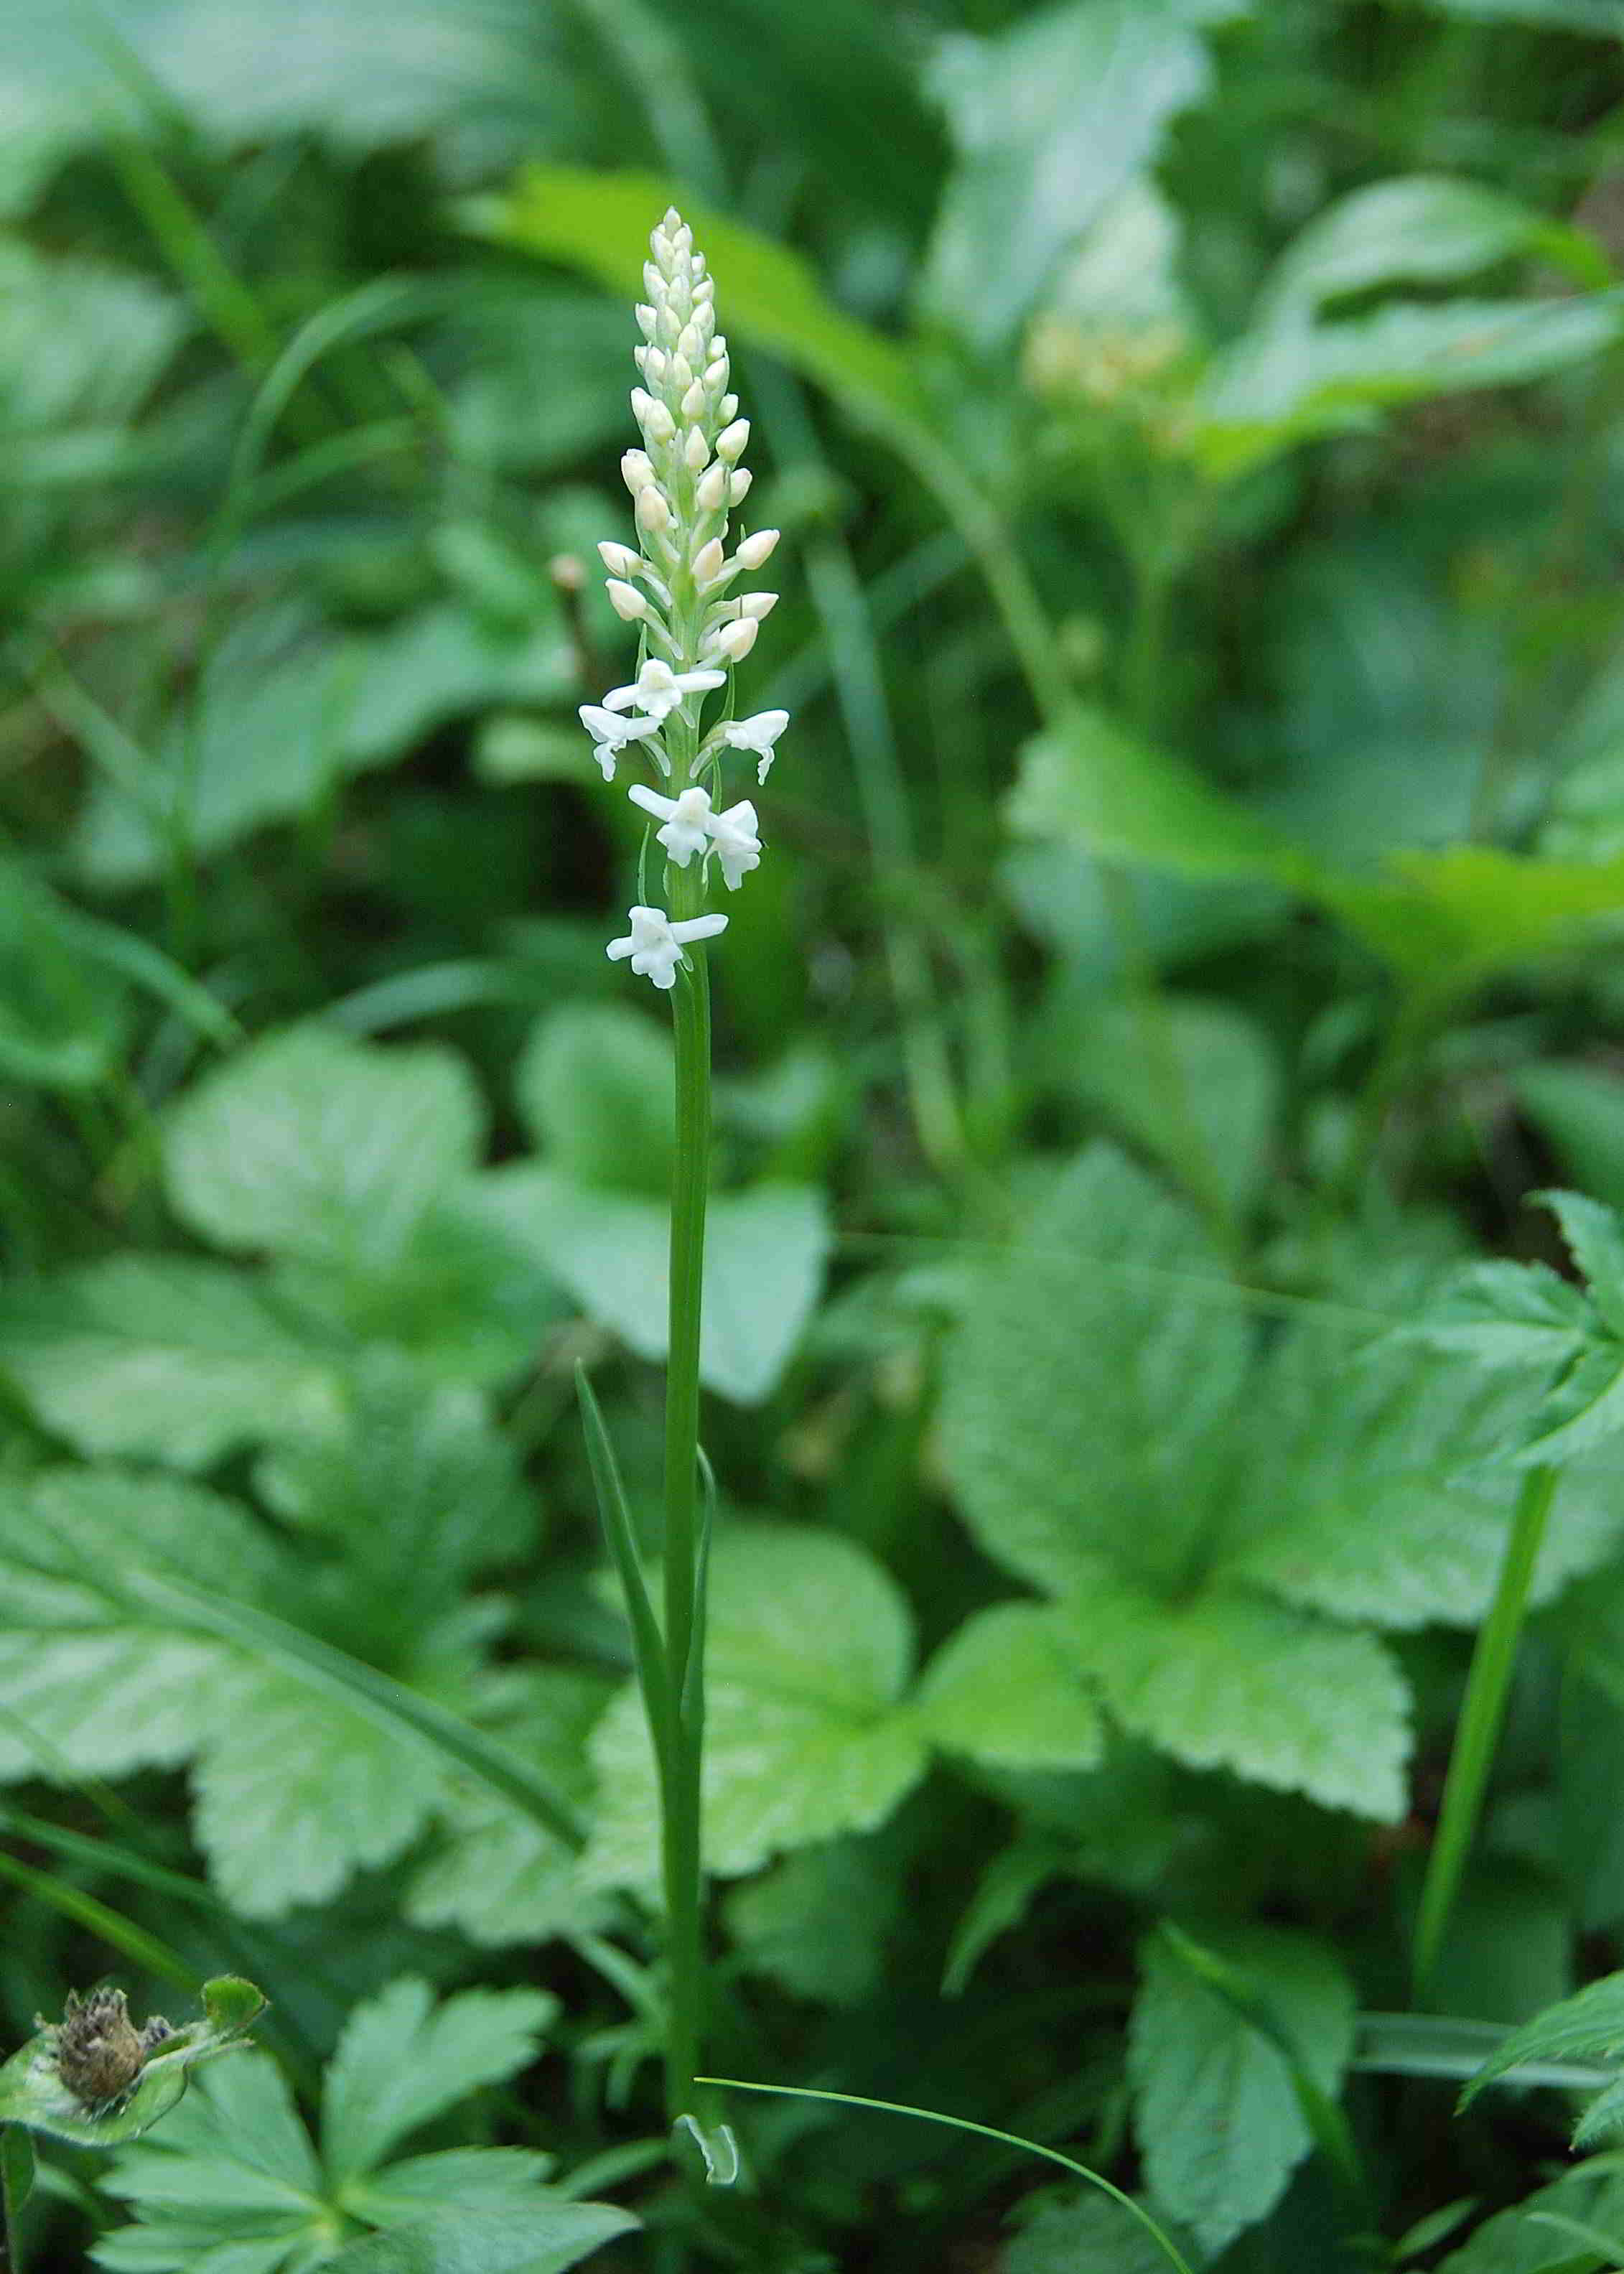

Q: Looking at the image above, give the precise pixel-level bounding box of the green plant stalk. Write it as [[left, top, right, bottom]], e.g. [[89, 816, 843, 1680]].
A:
[[659, 871, 711, 2126], [1413, 1462, 1559, 1995], [1, 2123, 32, 2274]]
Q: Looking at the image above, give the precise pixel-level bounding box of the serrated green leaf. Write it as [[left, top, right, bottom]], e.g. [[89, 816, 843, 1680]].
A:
[[938, 1147, 1251, 1598], [255, 1356, 535, 1633], [584, 1525, 928, 1888], [0, 1256, 342, 1468], [0, 1471, 273, 1783], [918, 1603, 1103, 1770], [1129, 1926, 1354, 2252], [516, 1007, 673, 1193], [322, 2202, 639, 2274], [1463, 1967, 1624, 2141], [1539, 1190, 1624, 1341], [1437, 2163, 1624, 2274], [466, 1168, 829, 1404], [1, 1977, 263, 2151], [340, 2150, 558, 2227], [404, 1671, 610, 1949], [166, 1027, 485, 1271], [1053, 1567, 1411, 1819], [1226, 1334, 1624, 1630], [191, 1665, 448, 1919], [1397, 1260, 1596, 1370], [322, 1978, 556, 2186]]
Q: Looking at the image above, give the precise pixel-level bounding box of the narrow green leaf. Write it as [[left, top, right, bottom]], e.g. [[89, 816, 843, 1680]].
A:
[[575, 1365, 668, 1772]]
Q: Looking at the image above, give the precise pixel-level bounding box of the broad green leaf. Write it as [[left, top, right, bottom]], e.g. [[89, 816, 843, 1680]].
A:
[[1264, 176, 1607, 316], [1058, 994, 1280, 1215], [1129, 1926, 1354, 2252], [584, 1524, 928, 1887], [255, 1356, 535, 1632], [322, 2203, 638, 2274], [724, 1831, 907, 2009], [0, 1256, 342, 1468], [938, 1147, 1251, 1598], [1005, 2186, 1194, 2274], [1007, 709, 1317, 890], [268, 1182, 569, 1390], [1196, 294, 1624, 476], [1330, 844, 1624, 986], [0, 1471, 274, 1782], [166, 1027, 485, 1270], [1, 1977, 264, 2151], [1226, 1334, 1624, 1630], [922, 0, 1220, 350], [405, 1670, 610, 1949], [482, 166, 923, 434], [322, 1978, 557, 2186], [191, 1665, 449, 1918], [918, 1603, 1103, 1770], [515, 1005, 673, 1193], [465, 1167, 829, 1404], [1053, 1566, 1411, 1820]]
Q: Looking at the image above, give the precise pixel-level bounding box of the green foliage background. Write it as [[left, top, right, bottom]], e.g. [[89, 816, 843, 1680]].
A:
[[4, 0, 1624, 2266]]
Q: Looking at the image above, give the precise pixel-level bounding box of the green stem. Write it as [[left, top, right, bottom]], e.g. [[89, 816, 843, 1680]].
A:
[[661, 855, 712, 2127], [1413, 1463, 1559, 1996]]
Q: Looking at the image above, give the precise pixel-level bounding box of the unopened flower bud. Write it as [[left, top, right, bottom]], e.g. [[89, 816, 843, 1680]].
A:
[[678, 323, 703, 361], [635, 302, 657, 340], [695, 463, 729, 514], [622, 449, 655, 495], [719, 393, 739, 422], [728, 469, 753, 504], [684, 427, 710, 472], [670, 354, 694, 395], [643, 397, 676, 445], [711, 615, 758, 663], [605, 579, 648, 623], [717, 418, 750, 464], [704, 359, 729, 396], [651, 228, 674, 271], [692, 537, 725, 584], [734, 528, 779, 572], [598, 540, 640, 578], [739, 591, 778, 620], [635, 484, 671, 536], [643, 261, 662, 300], [681, 381, 707, 422], [630, 386, 654, 427]]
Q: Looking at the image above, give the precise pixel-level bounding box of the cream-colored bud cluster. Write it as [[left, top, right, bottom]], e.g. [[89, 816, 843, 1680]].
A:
[[583, 209, 792, 991]]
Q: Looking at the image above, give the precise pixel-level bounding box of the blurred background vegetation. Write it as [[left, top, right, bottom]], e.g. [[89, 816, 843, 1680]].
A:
[[6, 1, 1624, 2268]]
